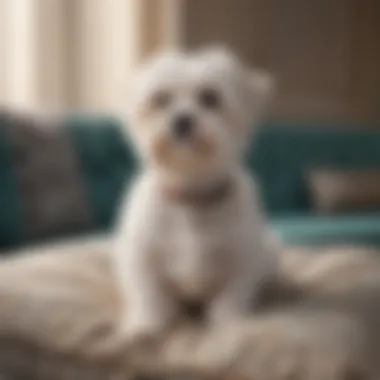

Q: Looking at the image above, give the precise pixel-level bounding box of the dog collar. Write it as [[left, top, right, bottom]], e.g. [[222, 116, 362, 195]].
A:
[[162, 177, 234, 208]]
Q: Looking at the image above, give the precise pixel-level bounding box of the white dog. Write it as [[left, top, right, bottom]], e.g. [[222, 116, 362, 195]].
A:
[[115, 47, 279, 344]]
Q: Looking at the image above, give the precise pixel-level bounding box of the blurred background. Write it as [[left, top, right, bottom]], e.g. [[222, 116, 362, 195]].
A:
[[0, 3, 380, 377], [0, 0, 379, 123], [1, 0, 380, 251]]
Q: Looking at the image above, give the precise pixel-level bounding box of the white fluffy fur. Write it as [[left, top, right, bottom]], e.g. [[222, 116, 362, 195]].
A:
[[115, 47, 278, 343]]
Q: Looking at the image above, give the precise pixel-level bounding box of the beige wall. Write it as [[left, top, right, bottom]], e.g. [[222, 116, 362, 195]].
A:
[[181, 0, 380, 125]]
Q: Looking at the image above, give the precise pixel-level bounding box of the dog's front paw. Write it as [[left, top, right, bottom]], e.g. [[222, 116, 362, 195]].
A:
[[119, 315, 164, 350]]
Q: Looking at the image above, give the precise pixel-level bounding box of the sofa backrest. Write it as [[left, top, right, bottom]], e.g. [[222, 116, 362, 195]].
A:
[[66, 114, 136, 230], [2, 110, 380, 249], [0, 112, 134, 250], [65, 120, 380, 219], [249, 124, 380, 214]]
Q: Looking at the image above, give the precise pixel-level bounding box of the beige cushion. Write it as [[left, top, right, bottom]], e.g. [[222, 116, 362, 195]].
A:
[[0, 237, 375, 379], [307, 169, 380, 213]]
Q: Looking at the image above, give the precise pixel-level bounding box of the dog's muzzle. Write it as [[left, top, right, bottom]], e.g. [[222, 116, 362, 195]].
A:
[[171, 113, 194, 140]]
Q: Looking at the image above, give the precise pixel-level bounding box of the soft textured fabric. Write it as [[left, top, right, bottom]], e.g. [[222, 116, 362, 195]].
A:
[[0, 110, 97, 249], [0, 237, 377, 379], [307, 168, 380, 213], [5, 112, 94, 242]]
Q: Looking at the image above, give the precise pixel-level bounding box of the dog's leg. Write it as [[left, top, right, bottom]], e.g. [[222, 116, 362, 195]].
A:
[[116, 240, 176, 347], [209, 273, 256, 323], [119, 274, 176, 347]]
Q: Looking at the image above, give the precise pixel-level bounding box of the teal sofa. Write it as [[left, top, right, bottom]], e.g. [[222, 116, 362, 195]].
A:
[[1, 110, 380, 250], [249, 125, 380, 246]]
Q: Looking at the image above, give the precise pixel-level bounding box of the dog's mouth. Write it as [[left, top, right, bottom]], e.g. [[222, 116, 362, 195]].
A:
[[152, 133, 215, 172]]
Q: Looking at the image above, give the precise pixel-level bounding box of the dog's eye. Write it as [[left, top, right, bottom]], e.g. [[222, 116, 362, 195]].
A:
[[198, 88, 221, 109], [152, 91, 171, 110]]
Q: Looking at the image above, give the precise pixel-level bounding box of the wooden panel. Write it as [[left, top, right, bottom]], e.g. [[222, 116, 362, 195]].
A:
[[182, 0, 380, 124], [265, 0, 355, 122], [183, 0, 269, 67], [349, 0, 380, 123]]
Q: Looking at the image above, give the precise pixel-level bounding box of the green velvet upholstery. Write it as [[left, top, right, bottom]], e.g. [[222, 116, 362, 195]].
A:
[[1, 111, 380, 249], [272, 213, 380, 246], [248, 124, 380, 246], [67, 120, 380, 247], [0, 113, 23, 249], [249, 125, 380, 214], [66, 114, 136, 231]]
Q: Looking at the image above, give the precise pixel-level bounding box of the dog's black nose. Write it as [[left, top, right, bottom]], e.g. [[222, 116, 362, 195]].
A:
[[172, 114, 194, 139]]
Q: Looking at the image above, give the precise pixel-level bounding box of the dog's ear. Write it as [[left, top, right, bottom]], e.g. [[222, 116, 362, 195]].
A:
[[244, 69, 275, 124]]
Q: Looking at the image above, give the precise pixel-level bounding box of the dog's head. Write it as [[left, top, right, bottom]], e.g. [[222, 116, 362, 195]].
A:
[[125, 47, 274, 182]]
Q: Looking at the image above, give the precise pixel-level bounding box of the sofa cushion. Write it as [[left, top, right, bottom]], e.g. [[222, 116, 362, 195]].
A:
[[1, 111, 96, 248], [307, 168, 380, 213], [271, 213, 380, 246], [250, 125, 380, 214]]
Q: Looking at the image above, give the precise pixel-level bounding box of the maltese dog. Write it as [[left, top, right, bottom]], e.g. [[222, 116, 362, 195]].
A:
[[114, 47, 279, 345]]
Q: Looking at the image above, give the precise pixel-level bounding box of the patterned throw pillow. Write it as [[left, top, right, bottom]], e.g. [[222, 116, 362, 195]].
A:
[[2, 110, 94, 244]]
